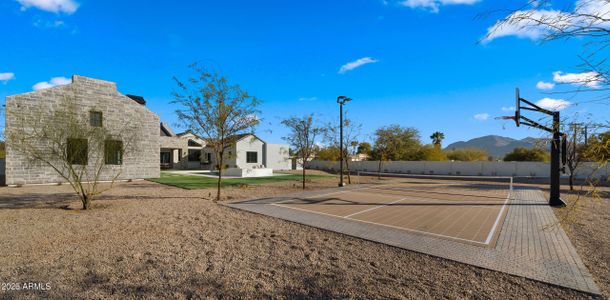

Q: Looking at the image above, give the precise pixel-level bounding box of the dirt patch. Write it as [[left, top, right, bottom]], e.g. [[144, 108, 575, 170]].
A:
[[0, 174, 604, 299]]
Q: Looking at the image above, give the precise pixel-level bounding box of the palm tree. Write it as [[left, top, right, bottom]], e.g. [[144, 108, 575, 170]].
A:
[[430, 131, 445, 147]]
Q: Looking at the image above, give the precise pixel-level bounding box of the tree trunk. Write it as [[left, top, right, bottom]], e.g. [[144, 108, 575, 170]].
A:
[[569, 172, 574, 191], [82, 194, 91, 210], [345, 157, 351, 184], [302, 161, 306, 189], [216, 153, 223, 202], [377, 160, 383, 180]]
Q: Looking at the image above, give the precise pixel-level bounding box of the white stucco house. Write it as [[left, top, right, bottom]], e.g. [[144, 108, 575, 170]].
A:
[[201, 134, 291, 177]]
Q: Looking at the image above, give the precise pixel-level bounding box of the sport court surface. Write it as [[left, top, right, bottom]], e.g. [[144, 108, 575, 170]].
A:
[[226, 173, 600, 295], [273, 175, 511, 247]]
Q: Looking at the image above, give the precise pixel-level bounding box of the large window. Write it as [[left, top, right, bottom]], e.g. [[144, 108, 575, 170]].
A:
[[105, 140, 123, 165], [90, 111, 103, 127], [188, 149, 201, 162], [67, 138, 88, 165], [246, 151, 258, 163]]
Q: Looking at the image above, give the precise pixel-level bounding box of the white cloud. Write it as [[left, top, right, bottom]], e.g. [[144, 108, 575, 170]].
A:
[[484, 0, 610, 42], [483, 9, 568, 42], [553, 71, 602, 88], [536, 81, 555, 90], [501, 106, 515, 112], [298, 97, 318, 102], [338, 57, 379, 74], [32, 76, 71, 90], [399, 0, 480, 13], [474, 113, 489, 121], [536, 97, 571, 110], [0, 72, 15, 83], [17, 0, 79, 14]]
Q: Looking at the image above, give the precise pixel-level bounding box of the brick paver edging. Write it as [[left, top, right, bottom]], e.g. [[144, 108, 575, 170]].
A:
[[224, 186, 601, 295]]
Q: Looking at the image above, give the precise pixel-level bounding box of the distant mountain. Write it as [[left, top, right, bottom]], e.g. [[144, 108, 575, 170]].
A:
[[444, 135, 547, 158]]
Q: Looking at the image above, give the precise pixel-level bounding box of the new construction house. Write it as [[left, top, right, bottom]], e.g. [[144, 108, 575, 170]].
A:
[[2, 75, 290, 186]]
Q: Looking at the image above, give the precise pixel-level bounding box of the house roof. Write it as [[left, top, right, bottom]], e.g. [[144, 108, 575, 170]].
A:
[[160, 122, 175, 137], [229, 133, 265, 144], [126, 94, 146, 105]]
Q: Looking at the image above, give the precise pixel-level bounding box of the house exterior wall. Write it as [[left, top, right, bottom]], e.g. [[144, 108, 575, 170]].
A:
[[235, 136, 264, 169], [4, 75, 160, 185], [264, 143, 291, 170]]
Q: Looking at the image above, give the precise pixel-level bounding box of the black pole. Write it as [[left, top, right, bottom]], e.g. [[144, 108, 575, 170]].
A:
[[549, 112, 564, 206], [339, 101, 345, 187]]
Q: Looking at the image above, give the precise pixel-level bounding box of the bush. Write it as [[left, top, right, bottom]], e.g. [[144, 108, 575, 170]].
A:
[[503, 147, 550, 162], [445, 148, 488, 161]]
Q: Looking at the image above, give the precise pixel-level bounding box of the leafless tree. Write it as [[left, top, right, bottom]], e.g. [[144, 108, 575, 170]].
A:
[[6, 92, 139, 209], [483, 0, 609, 100], [282, 115, 325, 189], [324, 114, 362, 184], [172, 63, 260, 202]]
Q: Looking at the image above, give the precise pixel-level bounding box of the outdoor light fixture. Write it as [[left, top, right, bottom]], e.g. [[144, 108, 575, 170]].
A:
[[337, 96, 352, 187]]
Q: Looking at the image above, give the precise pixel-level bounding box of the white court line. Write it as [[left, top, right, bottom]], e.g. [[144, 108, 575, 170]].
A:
[[484, 177, 513, 245], [274, 183, 396, 204], [273, 177, 514, 246], [343, 197, 410, 218], [272, 202, 489, 246]]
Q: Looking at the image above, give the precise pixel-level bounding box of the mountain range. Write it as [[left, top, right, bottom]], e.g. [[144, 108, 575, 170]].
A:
[[444, 135, 547, 158]]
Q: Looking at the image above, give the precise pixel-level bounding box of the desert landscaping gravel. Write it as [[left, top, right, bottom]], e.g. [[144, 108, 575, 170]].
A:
[[0, 172, 608, 299]]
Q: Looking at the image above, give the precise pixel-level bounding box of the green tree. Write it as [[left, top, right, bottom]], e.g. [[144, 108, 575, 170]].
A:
[[316, 146, 341, 161], [0, 141, 4, 159], [446, 148, 489, 161], [172, 63, 260, 202], [503, 147, 550, 162], [430, 131, 445, 147], [584, 131, 610, 162], [357, 142, 372, 155], [419, 144, 447, 161], [372, 125, 422, 176]]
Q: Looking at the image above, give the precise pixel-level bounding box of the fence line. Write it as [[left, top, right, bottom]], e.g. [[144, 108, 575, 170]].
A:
[[306, 160, 609, 180]]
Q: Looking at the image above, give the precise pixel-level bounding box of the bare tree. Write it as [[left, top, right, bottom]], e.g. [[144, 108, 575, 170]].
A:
[[6, 92, 139, 209], [282, 115, 325, 189], [172, 63, 260, 202], [324, 115, 362, 184], [483, 0, 609, 98]]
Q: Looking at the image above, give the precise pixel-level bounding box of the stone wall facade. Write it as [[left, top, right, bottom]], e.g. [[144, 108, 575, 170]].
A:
[[4, 75, 160, 185]]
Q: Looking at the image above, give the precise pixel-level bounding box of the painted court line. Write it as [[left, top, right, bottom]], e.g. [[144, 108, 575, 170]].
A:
[[484, 178, 513, 245], [274, 183, 396, 204], [342, 197, 410, 218], [273, 201, 490, 245]]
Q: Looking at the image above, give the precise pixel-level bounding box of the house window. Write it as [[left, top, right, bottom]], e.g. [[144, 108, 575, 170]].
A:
[[67, 138, 88, 165], [246, 151, 258, 163], [90, 111, 103, 127], [188, 149, 201, 162], [105, 140, 123, 165]]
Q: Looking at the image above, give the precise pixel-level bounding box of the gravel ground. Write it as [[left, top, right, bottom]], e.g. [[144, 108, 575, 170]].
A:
[[0, 172, 607, 299]]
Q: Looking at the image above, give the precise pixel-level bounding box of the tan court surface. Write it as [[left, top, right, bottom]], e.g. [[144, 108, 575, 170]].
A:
[[275, 178, 511, 246]]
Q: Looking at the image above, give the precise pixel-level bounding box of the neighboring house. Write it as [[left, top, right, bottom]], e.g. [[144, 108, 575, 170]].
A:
[[159, 124, 207, 170], [4, 75, 160, 186], [203, 134, 291, 173]]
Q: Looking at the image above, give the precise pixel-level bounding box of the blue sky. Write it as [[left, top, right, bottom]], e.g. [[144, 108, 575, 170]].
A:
[[1, 0, 607, 146]]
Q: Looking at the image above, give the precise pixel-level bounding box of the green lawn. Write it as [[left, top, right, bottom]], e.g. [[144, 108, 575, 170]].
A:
[[148, 171, 331, 190]]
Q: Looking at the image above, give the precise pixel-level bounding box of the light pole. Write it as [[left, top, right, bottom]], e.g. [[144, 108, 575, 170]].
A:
[[337, 96, 352, 187]]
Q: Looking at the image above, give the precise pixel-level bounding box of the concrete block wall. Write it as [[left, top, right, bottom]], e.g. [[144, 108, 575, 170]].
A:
[[4, 75, 160, 185], [307, 160, 608, 180]]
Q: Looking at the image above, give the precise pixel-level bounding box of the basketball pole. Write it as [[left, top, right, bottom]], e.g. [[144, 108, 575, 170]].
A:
[[510, 88, 566, 207]]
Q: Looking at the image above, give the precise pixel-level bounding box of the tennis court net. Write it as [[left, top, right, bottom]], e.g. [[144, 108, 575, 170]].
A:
[[356, 171, 513, 199]]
